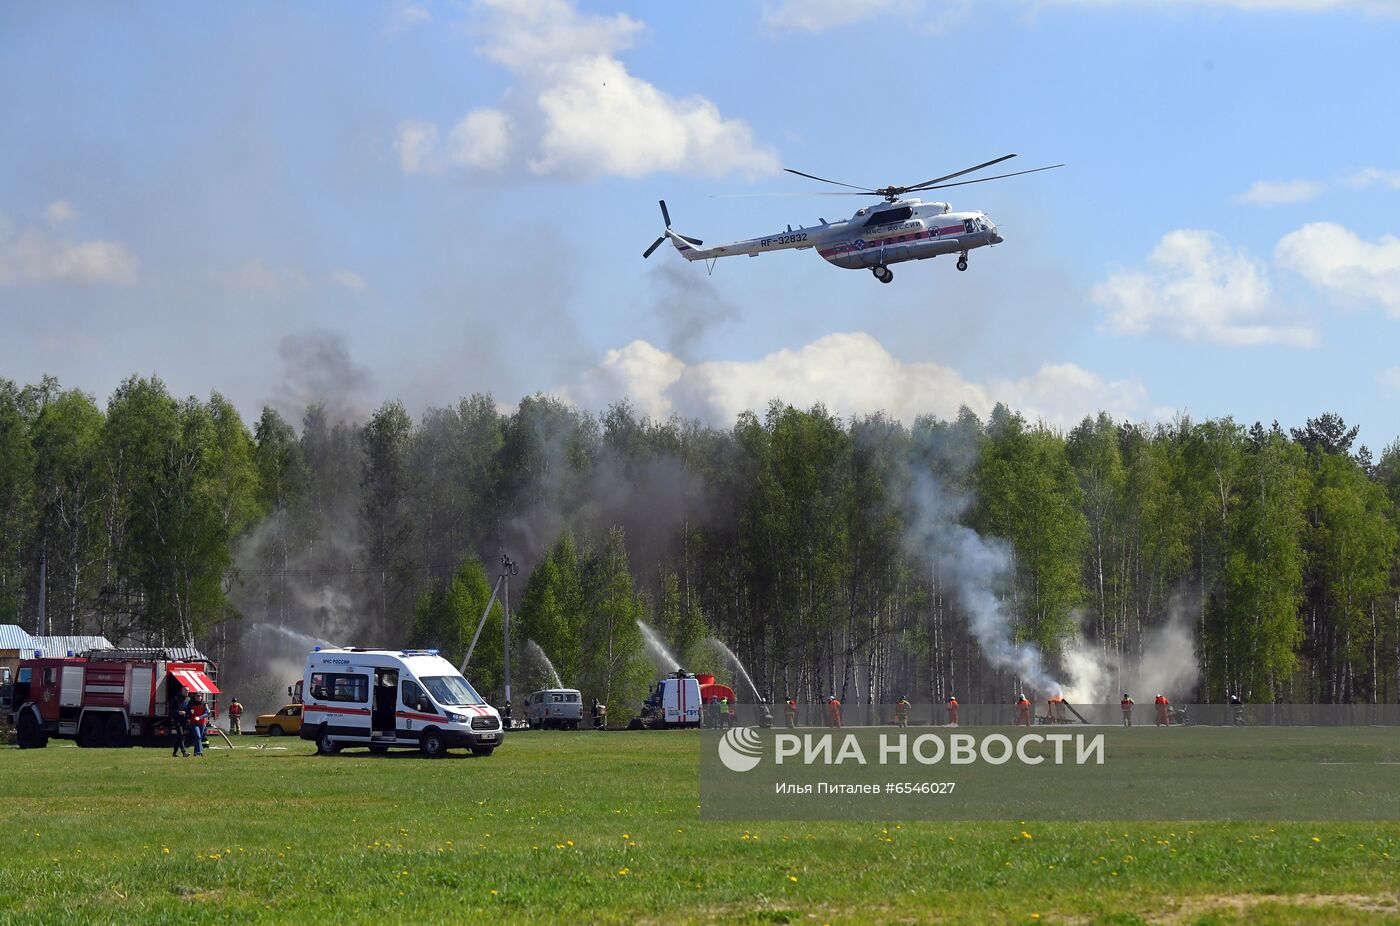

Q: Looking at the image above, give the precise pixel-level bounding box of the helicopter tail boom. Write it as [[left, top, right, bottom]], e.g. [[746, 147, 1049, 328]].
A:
[[666, 228, 709, 259]]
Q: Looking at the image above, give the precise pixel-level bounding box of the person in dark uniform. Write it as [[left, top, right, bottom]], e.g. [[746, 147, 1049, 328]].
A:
[[170, 691, 191, 757]]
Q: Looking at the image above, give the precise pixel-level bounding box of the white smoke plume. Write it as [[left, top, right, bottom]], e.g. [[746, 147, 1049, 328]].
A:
[[1061, 595, 1200, 703], [905, 470, 1063, 696]]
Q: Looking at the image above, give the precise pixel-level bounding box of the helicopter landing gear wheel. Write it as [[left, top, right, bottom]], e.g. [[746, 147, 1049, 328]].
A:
[[956, 253, 969, 272], [872, 265, 893, 284]]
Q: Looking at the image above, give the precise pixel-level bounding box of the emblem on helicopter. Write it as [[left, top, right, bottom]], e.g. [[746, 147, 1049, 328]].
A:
[[643, 153, 1061, 283]]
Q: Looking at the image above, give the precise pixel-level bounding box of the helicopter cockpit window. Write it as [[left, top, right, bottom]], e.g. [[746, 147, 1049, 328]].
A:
[[864, 206, 912, 227]]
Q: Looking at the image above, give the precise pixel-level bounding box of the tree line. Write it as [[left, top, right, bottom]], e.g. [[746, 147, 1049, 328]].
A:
[[3, 373, 1399, 717]]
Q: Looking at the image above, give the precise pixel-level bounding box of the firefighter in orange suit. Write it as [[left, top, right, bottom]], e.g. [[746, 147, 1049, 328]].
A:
[[945, 695, 959, 727], [784, 695, 798, 728], [1015, 694, 1031, 727], [1155, 694, 1170, 726], [826, 696, 842, 729], [894, 696, 911, 728]]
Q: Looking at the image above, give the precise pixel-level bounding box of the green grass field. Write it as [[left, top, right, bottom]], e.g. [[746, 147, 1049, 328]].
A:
[[2, 730, 1399, 925]]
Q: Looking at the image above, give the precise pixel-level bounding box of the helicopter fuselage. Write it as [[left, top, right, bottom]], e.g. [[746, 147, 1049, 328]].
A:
[[645, 154, 1058, 282], [666, 198, 1001, 279]]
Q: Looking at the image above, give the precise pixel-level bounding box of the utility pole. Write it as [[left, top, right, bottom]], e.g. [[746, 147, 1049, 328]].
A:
[[459, 553, 520, 708], [501, 553, 518, 707]]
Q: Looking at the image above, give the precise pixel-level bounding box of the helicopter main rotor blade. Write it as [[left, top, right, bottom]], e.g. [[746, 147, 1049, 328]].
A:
[[905, 154, 1018, 192], [908, 163, 1065, 193], [659, 199, 671, 228], [783, 168, 873, 192], [642, 236, 666, 259]]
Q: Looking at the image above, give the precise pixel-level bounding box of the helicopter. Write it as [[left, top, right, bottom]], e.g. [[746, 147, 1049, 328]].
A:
[[642, 154, 1062, 283]]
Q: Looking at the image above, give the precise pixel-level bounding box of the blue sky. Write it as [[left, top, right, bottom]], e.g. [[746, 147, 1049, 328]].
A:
[[3, 0, 1400, 448]]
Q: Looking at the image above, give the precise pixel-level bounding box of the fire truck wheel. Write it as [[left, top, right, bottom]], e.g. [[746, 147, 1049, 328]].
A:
[[419, 729, 446, 758], [76, 715, 99, 748], [316, 727, 341, 755], [105, 714, 130, 748], [17, 712, 47, 749]]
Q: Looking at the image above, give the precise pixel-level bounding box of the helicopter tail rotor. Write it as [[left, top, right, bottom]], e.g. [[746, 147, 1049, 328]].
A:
[[643, 199, 701, 259]]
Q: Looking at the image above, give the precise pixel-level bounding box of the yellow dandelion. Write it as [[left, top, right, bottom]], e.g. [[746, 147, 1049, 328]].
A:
[[788, 875, 798, 882]]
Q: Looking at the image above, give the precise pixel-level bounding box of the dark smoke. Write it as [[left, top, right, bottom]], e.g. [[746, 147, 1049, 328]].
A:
[[650, 263, 742, 361], [268, 328, 374, 423]]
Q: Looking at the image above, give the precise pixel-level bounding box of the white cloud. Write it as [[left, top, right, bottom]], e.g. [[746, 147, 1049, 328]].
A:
[[44, 200, 78, 225], [1093, 229, 1316, 347], [0, 212, 136, 286], [1275, 222, 1400, 315], [1233, 178, 1323, 205], [212, 259, 310, 295], [1378, 366, 1400, 395], [328, 269, 367, 292], [767, 0, 1400, 31], [394, 120, 439, 175], [385, 2, 431, 33], [559, 332, 1149, 428], [477, 0, 642, 69], [528, 55, 776, 178], [398, 0, 778, 179], [448, 108, 512, 171], [1040, 0, 1400, 12], [762, 0, 909, 32], [1345, 167, 1400, 190]]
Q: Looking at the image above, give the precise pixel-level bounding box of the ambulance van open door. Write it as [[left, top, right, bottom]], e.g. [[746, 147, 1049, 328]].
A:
[[372, 668, 397, 739]]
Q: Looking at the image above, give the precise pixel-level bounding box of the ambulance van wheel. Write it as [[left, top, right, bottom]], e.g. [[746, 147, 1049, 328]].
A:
[[420, 728, 446, 758], [17, 712, 47, 749], [471, 745, 495, 757], [316, 726, 341, 755]]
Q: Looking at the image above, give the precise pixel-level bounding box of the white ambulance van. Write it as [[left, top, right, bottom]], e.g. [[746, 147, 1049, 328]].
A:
[[298, 648, 503, 757]]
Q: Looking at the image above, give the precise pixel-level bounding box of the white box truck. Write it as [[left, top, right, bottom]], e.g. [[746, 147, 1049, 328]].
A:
[[299, 647, 503, 757]]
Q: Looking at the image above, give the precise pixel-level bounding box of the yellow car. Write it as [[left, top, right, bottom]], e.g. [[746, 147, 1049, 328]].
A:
[[255, 703, 303, 737]]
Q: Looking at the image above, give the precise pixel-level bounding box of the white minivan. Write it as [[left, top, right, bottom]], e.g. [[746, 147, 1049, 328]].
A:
[[299, 648, 503, 757]]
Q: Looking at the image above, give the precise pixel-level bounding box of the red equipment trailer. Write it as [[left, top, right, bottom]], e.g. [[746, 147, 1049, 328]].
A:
[[7, 648, 219, 749]]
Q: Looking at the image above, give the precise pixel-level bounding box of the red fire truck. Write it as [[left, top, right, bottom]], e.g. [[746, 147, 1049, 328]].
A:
[[7, 648, 219, 749]]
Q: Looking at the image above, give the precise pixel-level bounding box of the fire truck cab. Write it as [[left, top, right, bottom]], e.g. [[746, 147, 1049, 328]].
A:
[[8, 649, 219, 749], [300, 647, 503, 758]]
